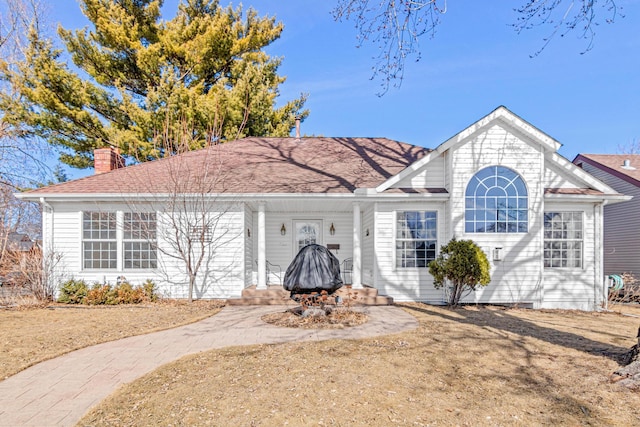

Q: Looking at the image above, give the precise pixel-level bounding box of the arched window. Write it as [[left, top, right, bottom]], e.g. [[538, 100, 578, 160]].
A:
[[465, 166, 528, 233]]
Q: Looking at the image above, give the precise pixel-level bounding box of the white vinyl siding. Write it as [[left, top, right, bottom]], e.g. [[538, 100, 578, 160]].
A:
[[374, 202, 445, 303], [543, 162, 584, 188], [362, 206, 375, 285], [542, 202, 598, 310], [448, 124, 544, 306], [45, 201, 245, 300], [244, 204, 253, 287], [391, 155, 446, 189]]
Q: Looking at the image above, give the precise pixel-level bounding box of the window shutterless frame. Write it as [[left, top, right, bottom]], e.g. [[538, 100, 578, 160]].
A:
[[543, 211, 583, 268], [395, 211, 437, 268], [465, 166, 528, 233], [82, 211, 157, 270]]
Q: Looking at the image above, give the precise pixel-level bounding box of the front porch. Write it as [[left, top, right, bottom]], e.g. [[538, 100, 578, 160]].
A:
[[227, 285, 394, 306], [250, 201, 366, 292]]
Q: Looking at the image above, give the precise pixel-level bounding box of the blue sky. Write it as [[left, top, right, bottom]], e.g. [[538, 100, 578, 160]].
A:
[[52, 0, 639, 178]]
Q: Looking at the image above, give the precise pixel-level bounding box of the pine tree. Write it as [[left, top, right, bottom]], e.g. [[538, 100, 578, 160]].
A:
[[0, 0, 307, 168]]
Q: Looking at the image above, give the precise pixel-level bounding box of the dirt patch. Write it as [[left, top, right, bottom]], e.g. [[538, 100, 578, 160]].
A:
[[0, 299, 225, 380], [80, 303, 640, 426], [261, 307, 369, 329]]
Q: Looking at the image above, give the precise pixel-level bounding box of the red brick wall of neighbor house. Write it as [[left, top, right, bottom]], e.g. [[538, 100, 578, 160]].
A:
[[94, 148, 125, 174]]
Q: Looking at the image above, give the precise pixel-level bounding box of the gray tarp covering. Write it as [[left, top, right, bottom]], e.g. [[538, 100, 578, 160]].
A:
[[283, 244, 344, 294]]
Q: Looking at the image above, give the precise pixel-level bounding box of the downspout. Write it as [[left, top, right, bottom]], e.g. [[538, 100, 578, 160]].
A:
[[39, 197, 53, 251], [596, 201, 607, 311]]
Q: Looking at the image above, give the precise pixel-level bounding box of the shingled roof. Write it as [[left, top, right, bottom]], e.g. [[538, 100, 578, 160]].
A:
[[26, 137, 430, 196], [574, 154, 640, 187]]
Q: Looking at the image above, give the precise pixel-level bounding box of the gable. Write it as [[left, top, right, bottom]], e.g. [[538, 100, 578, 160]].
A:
[[390, 154, 446, 189], [377, 106, 622, 202], [377, 106, 558, 193]]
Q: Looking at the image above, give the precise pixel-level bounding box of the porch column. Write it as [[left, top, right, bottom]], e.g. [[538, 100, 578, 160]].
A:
[[352, 202, 362, 288], [257, 202, 267, 289]]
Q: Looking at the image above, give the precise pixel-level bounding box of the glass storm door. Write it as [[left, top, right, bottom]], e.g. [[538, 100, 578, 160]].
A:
[[295, 221, 322, 251]]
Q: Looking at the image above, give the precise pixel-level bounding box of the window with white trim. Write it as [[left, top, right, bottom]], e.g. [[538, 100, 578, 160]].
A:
[[124, 213, 157, 269], [396, 211, 437, 268], [465, 166, 528, 233], [543, 212, 583, 268], [83, 212, 117, 269], [82, 211, 157, 270]]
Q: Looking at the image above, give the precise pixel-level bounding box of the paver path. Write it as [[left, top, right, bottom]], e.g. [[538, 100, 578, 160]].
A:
[[0, 305, 417, 426]]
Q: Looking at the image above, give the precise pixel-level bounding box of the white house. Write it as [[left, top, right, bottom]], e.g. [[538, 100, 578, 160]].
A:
[[573, 154, 640, 277], [18, 106, 629, 310]]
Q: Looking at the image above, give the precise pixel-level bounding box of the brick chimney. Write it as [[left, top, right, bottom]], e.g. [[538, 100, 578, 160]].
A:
[[94, 147, 125, 174]]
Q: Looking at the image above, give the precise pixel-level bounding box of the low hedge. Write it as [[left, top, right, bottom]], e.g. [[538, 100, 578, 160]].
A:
[[58, 279, 159, 305]]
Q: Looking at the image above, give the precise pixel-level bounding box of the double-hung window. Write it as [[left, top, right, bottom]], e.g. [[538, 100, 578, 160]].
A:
[[82, 211, 157, 270], [396, 211, 437, 268], [543, 212, 583, 268], [83, 212, 117, 269], [124, 213, 157, 269]]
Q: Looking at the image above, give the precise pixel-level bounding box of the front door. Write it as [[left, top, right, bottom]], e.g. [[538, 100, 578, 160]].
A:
[[294, 220, 322, 252]]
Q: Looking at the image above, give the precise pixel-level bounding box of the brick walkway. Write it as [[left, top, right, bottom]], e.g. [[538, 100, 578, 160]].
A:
[[0, 305, 418, 426]]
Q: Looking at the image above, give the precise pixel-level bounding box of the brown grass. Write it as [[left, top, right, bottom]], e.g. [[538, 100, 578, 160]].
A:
[[80, 303, 640, 426], [0, 299, 224, 380]]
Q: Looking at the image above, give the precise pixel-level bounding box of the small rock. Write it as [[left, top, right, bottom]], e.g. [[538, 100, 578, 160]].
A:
[[302, 307, 326, 318]]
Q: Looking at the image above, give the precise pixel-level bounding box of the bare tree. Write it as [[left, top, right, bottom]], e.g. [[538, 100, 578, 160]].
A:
[[0, 244, 62, 300], [618, 138, 640, 155], [125, 116, 243, 302], [333, 0, 622, 94], [0, 0, 54, 187]]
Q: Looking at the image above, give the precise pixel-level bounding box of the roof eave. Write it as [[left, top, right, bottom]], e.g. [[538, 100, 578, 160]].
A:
[[544, 193, 632, 204]]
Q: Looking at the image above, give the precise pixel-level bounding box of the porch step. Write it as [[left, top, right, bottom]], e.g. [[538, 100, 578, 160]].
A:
[[226, 285, 394, 306]]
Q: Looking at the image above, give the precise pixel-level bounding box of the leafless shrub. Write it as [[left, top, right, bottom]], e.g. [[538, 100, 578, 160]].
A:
[[0, 246, 62, 301]]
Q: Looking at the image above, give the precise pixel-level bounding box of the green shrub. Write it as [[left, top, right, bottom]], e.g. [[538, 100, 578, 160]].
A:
[[58, 279, 89, 304], [85, 283, 114, 305], [115, 282, 145, 304], [429, 238, 491, 307], [142, 279, 159, 302], [59, 279, 159, 305]]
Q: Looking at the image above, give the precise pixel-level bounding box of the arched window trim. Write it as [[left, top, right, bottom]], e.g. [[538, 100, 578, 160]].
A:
[[465, 166, 528, 233]]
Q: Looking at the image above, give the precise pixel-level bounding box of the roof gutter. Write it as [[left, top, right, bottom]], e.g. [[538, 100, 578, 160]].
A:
[[18, 190, 452, 204]]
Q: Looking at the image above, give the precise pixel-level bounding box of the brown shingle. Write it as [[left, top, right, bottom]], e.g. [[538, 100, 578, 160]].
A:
[[26, 137, 430, 195], [576, 154, 640, 187]]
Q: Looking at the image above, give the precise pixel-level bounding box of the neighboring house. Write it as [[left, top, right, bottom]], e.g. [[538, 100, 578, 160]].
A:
[[572, 154, 640, 277], [3, 232, 37, 253], [0, 232, 39, 286], [17, 106, 629, 310]]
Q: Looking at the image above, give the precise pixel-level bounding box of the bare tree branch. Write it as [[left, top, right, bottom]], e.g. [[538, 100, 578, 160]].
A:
[[0, 0, 55, 187], [513, 0, 622, 57], [333, 0, 621, 95], [333, 0, 446, 95]]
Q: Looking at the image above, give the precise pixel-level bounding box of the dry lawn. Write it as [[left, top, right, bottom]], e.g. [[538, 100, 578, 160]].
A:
[[80, 303, 640, 426], [0, 300, 224, 379]]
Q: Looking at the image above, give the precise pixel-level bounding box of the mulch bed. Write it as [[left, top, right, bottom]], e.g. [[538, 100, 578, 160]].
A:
[[261, 306, 368, 329]]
